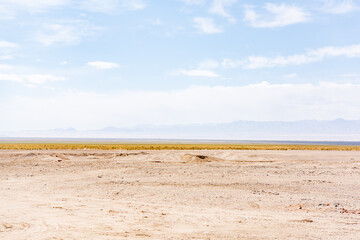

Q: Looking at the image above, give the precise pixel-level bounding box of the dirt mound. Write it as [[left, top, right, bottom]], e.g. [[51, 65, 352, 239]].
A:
[[181, 154, 223, 163], [64, 152, 148, 158], [115, 152, 148, 157], [66, 153, 113, 157], [23, 153, 38, 158], [49, 153, 69, 160]]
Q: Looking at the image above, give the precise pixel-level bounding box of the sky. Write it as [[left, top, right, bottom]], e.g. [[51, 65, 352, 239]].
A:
[[0, 0, 360, 131]]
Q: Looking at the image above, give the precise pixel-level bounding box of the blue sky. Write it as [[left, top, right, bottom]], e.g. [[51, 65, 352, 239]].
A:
[[0, 0, 360, 131]]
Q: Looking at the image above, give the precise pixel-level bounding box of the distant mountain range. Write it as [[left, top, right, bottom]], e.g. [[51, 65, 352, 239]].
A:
[[1, 119, 360, 141]]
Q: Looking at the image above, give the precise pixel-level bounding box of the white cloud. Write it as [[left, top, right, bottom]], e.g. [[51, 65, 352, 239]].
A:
[[180, 0, 206, 5], [0, 40, 18, 48], [2, 82, 360, 131], [321, 0, 359, 14], [342, 73, 358, 78], [35, 21, 98, 46], [284, 73, 298, 78], [0, 40, 18, 61], [198, 59, 219, 69], [0, 64, 12, 70], [222, 44, 360, 69], [87, 61, 119, 69], [244, 3, 310, 28], [193, 17, 223, 34], [122, 0, 146, 10], [311, 44, 360, 58], [0, 0, 68, 11], [209, 0, 237, 22], [0, 55, 14, 60], [177, 59, 220, 77], [26, 74, 65, 84], [0, 73, 23, 83], [80, 0, 118, 13], [0, 0, 145, 20], [180, 69, 219, 77], [81, 0, 146, 13], [221, 58, 243, 68], [0, 0, 68, 19], [0, 73, 65, 85], [181, 0, 237, 22]]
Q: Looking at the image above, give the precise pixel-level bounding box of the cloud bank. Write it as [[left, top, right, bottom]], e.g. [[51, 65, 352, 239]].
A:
[[1, 82, 360, 131], [222, 44, 360, 69]]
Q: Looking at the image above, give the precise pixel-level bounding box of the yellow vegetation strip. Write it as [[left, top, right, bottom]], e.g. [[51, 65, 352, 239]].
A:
[[0, 143, 359, 151]]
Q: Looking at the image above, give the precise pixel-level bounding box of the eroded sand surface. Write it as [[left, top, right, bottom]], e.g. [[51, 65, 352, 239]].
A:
[[0, 150, 360, 239]]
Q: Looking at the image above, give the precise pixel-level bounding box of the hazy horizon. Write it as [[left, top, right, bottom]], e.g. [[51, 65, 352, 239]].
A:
[[2, 118, 359, 141]]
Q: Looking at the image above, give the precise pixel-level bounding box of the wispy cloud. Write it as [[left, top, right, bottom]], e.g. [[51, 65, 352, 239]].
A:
[[35, 20, 99, 46], [0, 0, 145, 19], [284, 73, 298, 78], [209, 0, 237, 22], [87, 61, 119, 69], [177, 59, 220, 77], [198, 59, 220, 69], [0, 40, 19, 48], [342, 73, 359, 78], [0, 64, 12, 70], [0, 40, 18, 60], [244, 3, 310, 28], [81, 0, 146, 13], [221, 58, 242, 68], [150, 18, 163, 26], [0, 0, 68, 19], [181, 0, 237, 22], [321, 0, 359, 14], [121, 0, 146, 10], [0, 73, 65, 85], [180, 69, 219, 77], [0, 55, 14, 61], [180, 0, 206, 5], [222, 44, 360, 69], [80, 0, 118, 13], [193, 17, 223, 34]]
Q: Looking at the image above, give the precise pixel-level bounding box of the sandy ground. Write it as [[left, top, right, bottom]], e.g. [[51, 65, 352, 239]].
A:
[[0, 150, 360, 239]]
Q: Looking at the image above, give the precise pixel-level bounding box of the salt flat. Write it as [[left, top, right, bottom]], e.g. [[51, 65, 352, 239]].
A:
[[0, 150, 359, 239]]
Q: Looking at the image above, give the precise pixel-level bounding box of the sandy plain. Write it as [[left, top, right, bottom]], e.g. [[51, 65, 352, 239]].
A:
[[0, 149, 360, 239]]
